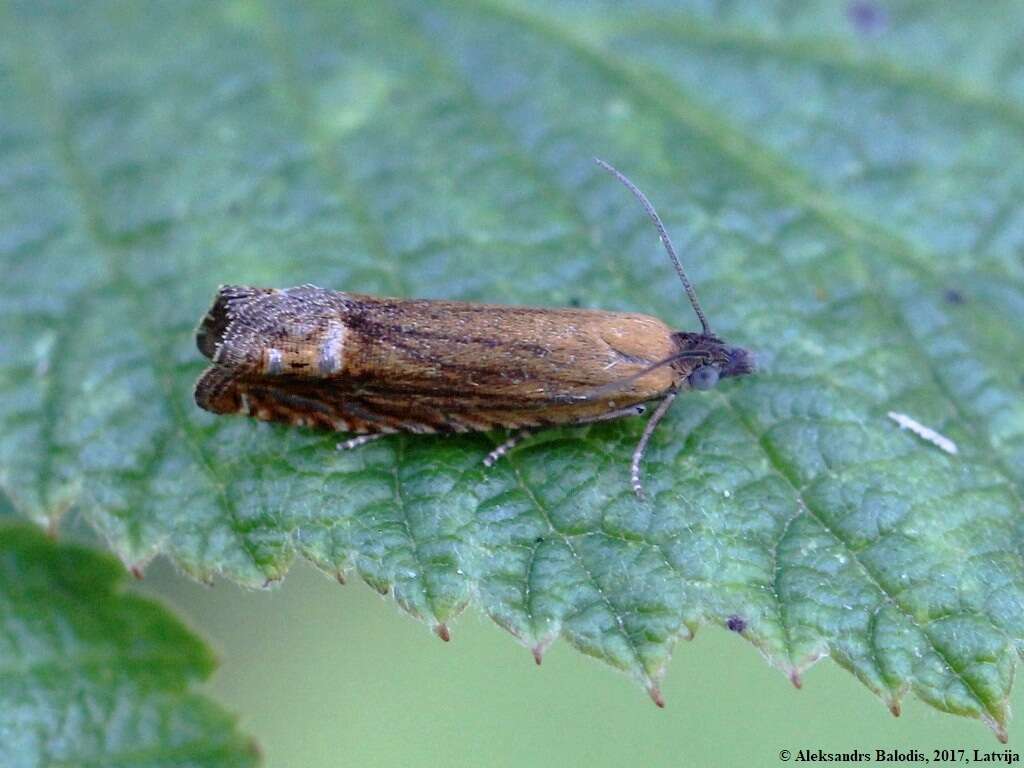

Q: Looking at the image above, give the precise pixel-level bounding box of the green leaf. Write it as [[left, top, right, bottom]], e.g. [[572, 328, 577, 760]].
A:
[[0, 524, 259, 767], [3, 0, 1023, 738]]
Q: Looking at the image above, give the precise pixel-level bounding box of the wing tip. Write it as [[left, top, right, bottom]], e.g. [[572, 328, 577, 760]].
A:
[[195, 285, 270, 361], [194, 366, 243, 414]]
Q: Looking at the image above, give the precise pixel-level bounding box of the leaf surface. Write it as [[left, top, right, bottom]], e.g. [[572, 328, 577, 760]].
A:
[[2, 0, 1023, 737], [0, 524, 258, 767]]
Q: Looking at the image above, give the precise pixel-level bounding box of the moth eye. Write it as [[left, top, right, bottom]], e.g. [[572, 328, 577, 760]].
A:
[[688, 365, 720, 391]]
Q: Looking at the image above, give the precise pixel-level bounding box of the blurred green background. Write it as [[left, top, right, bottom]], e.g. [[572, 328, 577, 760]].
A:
[[143, 563, 1024, 767]]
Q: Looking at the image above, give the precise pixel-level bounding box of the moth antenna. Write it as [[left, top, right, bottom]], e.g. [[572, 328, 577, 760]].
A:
[[594, 157, 712, 336]]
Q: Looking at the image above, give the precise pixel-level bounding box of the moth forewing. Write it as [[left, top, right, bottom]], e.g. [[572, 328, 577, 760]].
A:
[[197, 290, 685, 426], [194, 159, 754, 497]]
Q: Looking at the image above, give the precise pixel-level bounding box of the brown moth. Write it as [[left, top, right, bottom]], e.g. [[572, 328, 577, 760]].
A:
[[194, 159, 753, 498]]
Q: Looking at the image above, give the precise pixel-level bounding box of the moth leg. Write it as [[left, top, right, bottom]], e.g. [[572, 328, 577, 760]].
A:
[[584, 403, 646, 424], [630, 392, 677, 501], [336, 433, 386, 452], [483, 430, 534, 468], [482, 404, 648, 469]]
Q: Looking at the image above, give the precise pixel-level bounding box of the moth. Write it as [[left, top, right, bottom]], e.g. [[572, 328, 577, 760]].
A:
[[194, 159, 753, 498]]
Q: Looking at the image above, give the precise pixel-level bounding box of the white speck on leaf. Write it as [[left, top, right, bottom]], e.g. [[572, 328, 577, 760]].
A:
[[33, 332, 56, 377], [887, 411, 958, 455]]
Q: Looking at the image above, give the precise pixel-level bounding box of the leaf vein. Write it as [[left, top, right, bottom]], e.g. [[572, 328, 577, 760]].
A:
[[717, 394, 1003, 724]]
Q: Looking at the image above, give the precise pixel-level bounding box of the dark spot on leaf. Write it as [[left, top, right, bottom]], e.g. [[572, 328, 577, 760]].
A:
[[944, 288, 965, 305], [847, 0, 888, 35], [726, 615, 746, 632], [569, 297, 582, 307], [534, 536, 544, 544]]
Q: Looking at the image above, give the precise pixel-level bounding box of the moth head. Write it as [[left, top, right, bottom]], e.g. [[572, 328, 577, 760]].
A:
[[674, 332, 754, 392], [594, 158, 755, 394]]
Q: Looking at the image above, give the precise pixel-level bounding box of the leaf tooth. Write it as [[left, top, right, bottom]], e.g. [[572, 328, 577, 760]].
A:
[[531, 636, 555, 666], [984, 714, 1010, 744], [979, 695, 1011, 743], [647, 684, 666, 708], [434, 623, 451, 642], [791, 649, 828, 684], [123, 551, 155, 580], [789, 669, 803, 689]]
